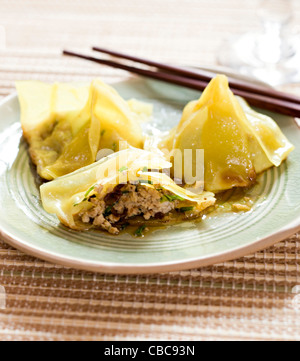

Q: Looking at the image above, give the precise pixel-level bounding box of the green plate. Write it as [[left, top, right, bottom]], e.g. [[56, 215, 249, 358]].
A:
[[0, 77, 299, 274]]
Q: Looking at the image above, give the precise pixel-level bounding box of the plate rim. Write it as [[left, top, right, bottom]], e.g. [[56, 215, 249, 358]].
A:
[[0, 213, 300, 274], [0, 76, 299, 274]]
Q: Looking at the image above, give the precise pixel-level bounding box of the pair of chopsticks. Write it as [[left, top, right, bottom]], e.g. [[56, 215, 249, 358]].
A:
[[63, 47, 300, 118]]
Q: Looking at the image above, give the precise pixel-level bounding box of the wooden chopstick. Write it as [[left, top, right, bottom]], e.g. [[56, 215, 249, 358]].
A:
[[92, 46, 300, 106], [63, 50, 300, 118]]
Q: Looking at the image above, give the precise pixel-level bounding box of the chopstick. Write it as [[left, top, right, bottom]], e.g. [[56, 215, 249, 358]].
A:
[[63, 50, 300, 118], [92, 46, 300, 106]]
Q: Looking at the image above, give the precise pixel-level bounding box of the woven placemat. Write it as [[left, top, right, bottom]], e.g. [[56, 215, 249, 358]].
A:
[[0, 0, 299, 341]]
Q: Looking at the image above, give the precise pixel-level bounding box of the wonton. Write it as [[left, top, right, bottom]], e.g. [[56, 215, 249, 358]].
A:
[[40, 148, 215, 234], [159, 75, 294, 192], [17, 80, 148, 180]]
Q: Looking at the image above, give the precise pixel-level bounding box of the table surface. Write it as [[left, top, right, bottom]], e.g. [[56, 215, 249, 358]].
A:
[[0, 0, 299, 341]]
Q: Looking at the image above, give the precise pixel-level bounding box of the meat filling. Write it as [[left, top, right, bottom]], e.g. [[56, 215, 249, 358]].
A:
[[79, 183, 193, 235]]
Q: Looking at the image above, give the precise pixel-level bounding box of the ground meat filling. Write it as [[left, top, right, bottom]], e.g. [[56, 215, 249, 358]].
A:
[[80, 184, 182, 235]]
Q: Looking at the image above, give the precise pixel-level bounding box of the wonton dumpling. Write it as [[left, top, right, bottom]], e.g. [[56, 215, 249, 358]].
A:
[[159, 75, 294, 192], [41, 148, 215, 234], [17, 80, 146, 180], [236, 96, 294, 174], [92, 80, 145, 152]]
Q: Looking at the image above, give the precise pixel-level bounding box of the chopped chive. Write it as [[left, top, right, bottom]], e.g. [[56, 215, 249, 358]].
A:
[[139, 180, 153, 185], [160, 195, 169, 203], [101, 129, 106, 136], [161, 194, 185, 203], [179, 206, 194, 213], [112, 142, 117, 152], [73, 186, 95, 206], [134, 225, 146, 237], [122, 190, 130, 194], [171, 194, 185, 201], [119, 222, 130, 231], [119, 166, 128, 173], [84, 186, 95, 198], [74, 197, 88, 206], [104, 206, 113, 217], [142, 167, 148, 172], [166, 194, 185, 202]]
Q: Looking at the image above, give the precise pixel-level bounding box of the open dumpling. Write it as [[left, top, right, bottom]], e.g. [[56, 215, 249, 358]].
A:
[[17, 79, 147, 180], [40, 148, 215, 234], [159, 75, 294, 192]]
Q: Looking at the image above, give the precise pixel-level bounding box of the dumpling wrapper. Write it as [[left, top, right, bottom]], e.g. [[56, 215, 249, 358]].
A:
[[159, 75, 294, 192], [236, 96, 294, 174], [16, 79, 147, 180], [40, 148, 215, 231]]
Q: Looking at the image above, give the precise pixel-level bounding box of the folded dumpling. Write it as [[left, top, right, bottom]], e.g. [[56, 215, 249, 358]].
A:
[[17, 79, 147, 180], [236, 96, 294, 174], [159, 75, 294, 192], [40, 148, 215, 234]]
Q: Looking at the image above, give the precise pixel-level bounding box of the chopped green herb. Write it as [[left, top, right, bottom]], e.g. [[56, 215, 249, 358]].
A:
[[171, 194, 185, 201], [112, 143, 117, 152], [101, 129, 106, 136], [84, 186, 95, 198], [179, 206, 194, 213], [134, 225, 146, 237], [104, 206, 113, 217], [119, 222, 130, 231], [73, 186, 95, 206], [119, 166, 128, 173], [168, 194, 185, 202], [161, 194, 185, 203], [142, 167, 148, 172], [122, 190, 130, 194], [139, 180, 153, 185], [160, 195, 169, 203]]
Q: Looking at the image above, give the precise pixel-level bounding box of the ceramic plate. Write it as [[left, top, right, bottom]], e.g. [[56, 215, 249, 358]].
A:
[[0, 75, 299, 274]]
